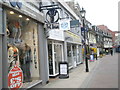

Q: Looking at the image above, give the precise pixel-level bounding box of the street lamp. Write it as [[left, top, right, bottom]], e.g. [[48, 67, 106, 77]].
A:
[[80, 7, 89, 72]]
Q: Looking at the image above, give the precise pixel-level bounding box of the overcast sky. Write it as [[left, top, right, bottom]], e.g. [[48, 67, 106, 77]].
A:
[[64, 0, 119, 31]]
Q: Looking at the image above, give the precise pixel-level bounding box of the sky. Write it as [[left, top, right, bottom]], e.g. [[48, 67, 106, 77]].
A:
[[64, 0, 119, 31]]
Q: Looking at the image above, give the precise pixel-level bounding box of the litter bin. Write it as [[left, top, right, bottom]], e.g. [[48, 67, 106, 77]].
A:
[[59, 62, 69, 79]]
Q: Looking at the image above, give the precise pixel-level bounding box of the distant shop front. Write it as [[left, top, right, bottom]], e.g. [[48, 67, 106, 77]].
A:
[[64, 31, 82, 69]]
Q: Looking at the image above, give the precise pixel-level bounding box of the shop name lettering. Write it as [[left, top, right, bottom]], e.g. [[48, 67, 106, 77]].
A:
[[47, 23, 59, 29], [9, 1, 22, 9]]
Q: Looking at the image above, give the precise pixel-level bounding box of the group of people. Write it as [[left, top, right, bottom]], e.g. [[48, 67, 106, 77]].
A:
[[88, 48, 114, 61]]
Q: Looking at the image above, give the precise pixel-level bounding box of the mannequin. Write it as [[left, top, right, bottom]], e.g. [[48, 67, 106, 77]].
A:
[[8, 21, 22, 43], [18, 42, 32, 82], [8, 44, 19, 71]]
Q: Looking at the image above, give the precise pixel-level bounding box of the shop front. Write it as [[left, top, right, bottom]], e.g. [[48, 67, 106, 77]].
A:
[[6, 10, 41, 88], [0, 1, 48, 89], [65, 31, 82, 69], [47, 29, 64, 77]]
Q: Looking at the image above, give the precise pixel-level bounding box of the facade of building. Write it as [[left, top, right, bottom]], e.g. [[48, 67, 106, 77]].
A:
[[0, 0, 84, 88], [114, 31, 120, 46], [0, 0, 49, 89], [97, 25, 113, 55], [87, 22, 97, 55], [93, 25, 104, 57], [40, 0, 83, 79], [1, 0, 116, 89], [64, 1, 83, 68]]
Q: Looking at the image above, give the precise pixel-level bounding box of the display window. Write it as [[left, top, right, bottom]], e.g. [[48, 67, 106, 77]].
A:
[[67, 44, 73, 68], [76, 45, 81, 64], [6, 10, 40, 87]]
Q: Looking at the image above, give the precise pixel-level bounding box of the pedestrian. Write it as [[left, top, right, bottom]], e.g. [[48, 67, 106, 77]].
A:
[[89, 49, 94, 61], [106, 50, 108, 55], [110, 49, 113, 56], [95, 53, 98, 60]]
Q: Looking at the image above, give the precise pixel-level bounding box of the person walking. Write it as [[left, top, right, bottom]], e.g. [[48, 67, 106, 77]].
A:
[[110, 49, 113, 56], [95, 53, 98, 60]]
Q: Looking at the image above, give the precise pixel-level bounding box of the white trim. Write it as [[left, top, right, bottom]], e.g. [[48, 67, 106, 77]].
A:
[[52, 41, 55, 75], [27, 80, 42, 89], [68, 66, 73, 69], [61, 44, 64, 62], [49, 73, 59, 77], [77, 62, 81, 65]]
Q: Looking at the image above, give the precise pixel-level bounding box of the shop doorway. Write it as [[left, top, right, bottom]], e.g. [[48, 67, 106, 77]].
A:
[[48, 41, 63, 77]]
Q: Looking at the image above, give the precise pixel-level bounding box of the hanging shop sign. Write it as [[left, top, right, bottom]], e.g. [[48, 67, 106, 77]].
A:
[[46, 9, 59, 23], [59, 19, 70, 30], [70, 20, 80, 28], [8, 65, 23, 89]]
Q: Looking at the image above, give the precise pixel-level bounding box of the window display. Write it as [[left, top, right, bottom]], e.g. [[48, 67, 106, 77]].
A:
[[76, 45, 81, 64], [67, 44, 72, 67], [48, 43, 53, 75], [19, 43, 32, 82], [7, 10, 40, 86]]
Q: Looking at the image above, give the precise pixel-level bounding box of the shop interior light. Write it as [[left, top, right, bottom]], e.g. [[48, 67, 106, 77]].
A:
[[19, 15, 22, 18], [10, 11, 14, 14], [26, 18, 30, 21]]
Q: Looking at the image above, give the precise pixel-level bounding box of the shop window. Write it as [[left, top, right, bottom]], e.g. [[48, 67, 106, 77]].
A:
[[67, 44, 72, 67], [7, 10, 40, 86]]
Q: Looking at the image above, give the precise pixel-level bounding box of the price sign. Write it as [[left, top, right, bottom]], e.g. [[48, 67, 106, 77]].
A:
[[8, 65, 23, 89]]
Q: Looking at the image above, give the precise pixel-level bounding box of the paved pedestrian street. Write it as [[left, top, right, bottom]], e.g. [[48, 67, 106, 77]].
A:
[[33, 53, 118, 88], [81, 53, 118, 88]]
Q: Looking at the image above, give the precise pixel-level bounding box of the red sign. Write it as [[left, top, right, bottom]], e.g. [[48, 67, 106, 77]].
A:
[[8, 65, 23, 89]]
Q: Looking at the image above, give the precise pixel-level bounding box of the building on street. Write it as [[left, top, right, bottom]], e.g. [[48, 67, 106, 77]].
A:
[[97, 25, 113, 55], [0, 0, 49, 88]]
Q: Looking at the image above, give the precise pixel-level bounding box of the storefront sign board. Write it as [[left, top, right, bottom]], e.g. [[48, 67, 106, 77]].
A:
[[65, 31, 81, 44], [48, 29, 64, 41]]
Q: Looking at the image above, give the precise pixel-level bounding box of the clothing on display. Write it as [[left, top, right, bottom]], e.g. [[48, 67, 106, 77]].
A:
[[7, 20, 32, 82], [19, 43, 32, 82], [8, 44, 19, 71], [6, 28, 10, 36], [8, 21, 22, 43]]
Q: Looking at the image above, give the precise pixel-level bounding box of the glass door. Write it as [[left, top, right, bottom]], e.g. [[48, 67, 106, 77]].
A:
[[54, 43, 63, 75]]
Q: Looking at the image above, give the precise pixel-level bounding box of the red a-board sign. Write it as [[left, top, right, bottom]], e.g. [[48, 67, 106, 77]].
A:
[[8, 65, 23, 89]]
